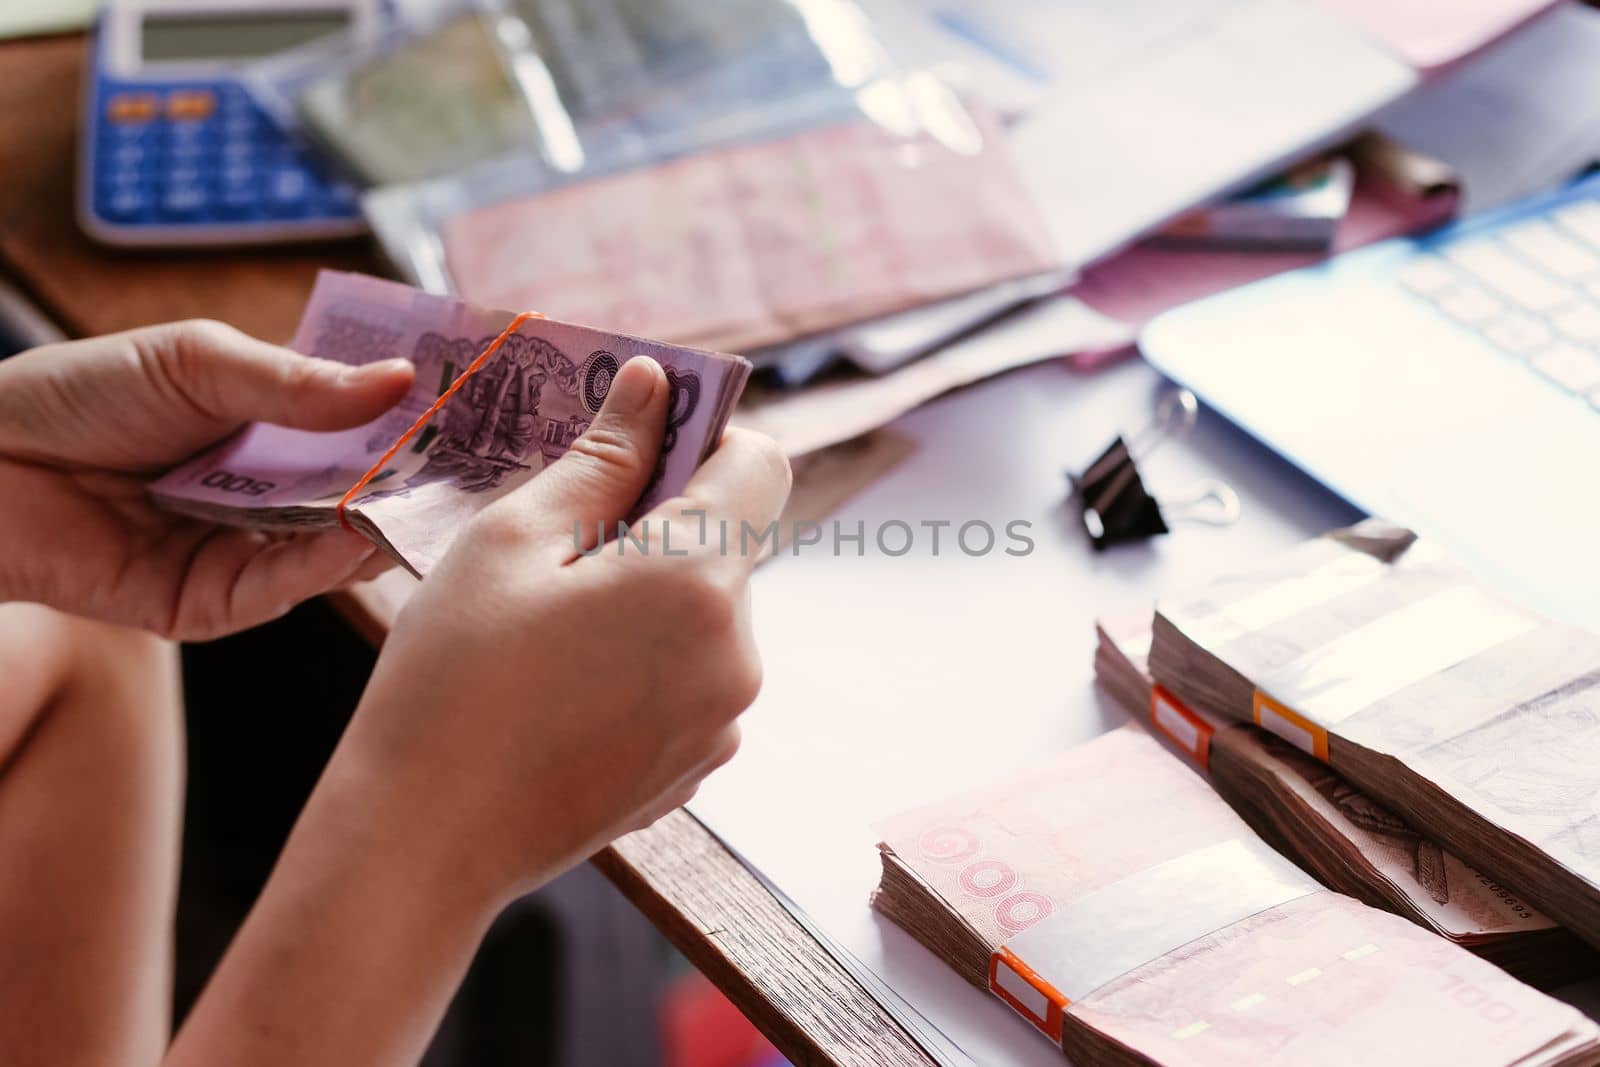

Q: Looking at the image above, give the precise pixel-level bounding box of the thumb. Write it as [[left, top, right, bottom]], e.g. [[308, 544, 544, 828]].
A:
[[474, 356, 669, 563], [159, 320, 415, 435]]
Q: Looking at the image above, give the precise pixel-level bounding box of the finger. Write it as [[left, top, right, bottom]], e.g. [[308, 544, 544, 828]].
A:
[[149, 320, 415, 436], [468, 357, 669, 565], [343, 550, 400, 585], [162, 528, 375, 640], [640, 428, 791, 575]]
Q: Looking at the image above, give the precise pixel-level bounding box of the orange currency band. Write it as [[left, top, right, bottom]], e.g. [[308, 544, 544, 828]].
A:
[[989, 946, 1070, 1045], [1253, 689, 1330, 762], [1150, 685, 1214, 771], [335, 310, 544, 533]]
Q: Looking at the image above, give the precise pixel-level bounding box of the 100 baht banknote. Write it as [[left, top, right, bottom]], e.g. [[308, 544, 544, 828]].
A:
[[151, 271, 750, 576]]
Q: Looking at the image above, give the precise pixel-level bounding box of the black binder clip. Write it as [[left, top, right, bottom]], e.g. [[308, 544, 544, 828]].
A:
[[1068, 389, 1240, 551]]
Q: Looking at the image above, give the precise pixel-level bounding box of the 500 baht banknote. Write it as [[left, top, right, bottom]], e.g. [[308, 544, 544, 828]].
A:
[[151, 271, 749, 576]]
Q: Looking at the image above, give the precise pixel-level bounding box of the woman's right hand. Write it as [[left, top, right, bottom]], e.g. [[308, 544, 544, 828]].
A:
[[333, 356, 792, 909], [166, 357, 791, 1067]]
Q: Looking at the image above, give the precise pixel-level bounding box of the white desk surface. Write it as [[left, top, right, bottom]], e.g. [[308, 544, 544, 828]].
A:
[[691, 353, 1598, 1065]]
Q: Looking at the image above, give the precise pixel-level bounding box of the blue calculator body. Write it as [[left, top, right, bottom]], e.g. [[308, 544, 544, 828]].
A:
[[80, 1, 382, 247]]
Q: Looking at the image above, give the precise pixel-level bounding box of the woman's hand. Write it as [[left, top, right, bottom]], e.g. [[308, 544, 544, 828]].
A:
[[0, 320, 414, 638], [336, 356, 792, 905], [167, 358, 792, 1066]]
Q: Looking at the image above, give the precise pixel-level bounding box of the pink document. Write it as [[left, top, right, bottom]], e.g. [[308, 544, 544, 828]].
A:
[[1315, 0, 1561, 73], [442, 109, 1059, 354]]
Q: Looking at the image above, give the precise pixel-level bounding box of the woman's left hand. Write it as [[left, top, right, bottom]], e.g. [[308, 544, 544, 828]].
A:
[[0, 320, 414, 638]]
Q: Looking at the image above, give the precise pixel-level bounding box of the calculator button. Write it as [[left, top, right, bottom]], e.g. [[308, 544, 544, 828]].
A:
[[161, 183, 210, 217], [166, 89, 217, 122], [168, 164, 207, 188], [99, 186, 150, 220], [106, 142, 151, 170], [220, 141, 259, 166], [100, 170, 145, 195], [164, 129, 209, 158], [168, 138, 211, 162], [165, 117, 207, 139], [269, 169, 310, 207], [100, 123, 155, 152], [106, 92, 159, 124], [221, 162, 256, 186]]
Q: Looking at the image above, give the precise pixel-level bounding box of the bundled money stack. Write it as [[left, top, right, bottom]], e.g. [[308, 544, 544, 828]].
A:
[[873, 727, 1600, 1066], [152, 272, 750, 576], [1095, 610, 1597, 989], [1150, 521, 1600, 954]]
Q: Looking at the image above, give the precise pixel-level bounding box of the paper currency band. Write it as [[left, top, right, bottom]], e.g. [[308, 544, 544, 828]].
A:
[[1254, 689, 1328, 760], [987, 838, 1318, 1047], [1173, 541, 1387, 649], [1150, 685, 1213, 769], [989, 947, 1070, 1044], [1251, 582, 1537, 761]]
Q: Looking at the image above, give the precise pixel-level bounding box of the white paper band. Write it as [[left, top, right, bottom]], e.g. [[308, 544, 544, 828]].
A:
[[1185, 549, 1386, 647], [998, 838, 1317, 1005], [1257, 583, 1536, 729]]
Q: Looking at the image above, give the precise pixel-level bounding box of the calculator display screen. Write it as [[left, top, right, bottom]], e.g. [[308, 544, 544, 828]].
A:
[[141, 11, 351, 62]]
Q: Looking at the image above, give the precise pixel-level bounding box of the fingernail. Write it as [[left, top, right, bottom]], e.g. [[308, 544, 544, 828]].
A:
[[605, 357, 661, 416]]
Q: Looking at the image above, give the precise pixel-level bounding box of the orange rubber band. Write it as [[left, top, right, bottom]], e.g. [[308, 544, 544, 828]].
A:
[[336, 310, 543, 531]]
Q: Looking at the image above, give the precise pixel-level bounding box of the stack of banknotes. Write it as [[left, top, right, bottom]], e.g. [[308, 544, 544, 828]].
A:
[[1150, 521, 1600, 953], [1095, 608, 1597, 989], [151, 272, 750, 576], [873, 726, 1600, 1066]]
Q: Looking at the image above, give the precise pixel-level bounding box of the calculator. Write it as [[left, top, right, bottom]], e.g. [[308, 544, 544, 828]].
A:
[[80, 0, 383, 246]]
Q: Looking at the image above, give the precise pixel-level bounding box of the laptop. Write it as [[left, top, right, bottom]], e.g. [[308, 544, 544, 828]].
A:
[[1141, 171, 1600, 630]]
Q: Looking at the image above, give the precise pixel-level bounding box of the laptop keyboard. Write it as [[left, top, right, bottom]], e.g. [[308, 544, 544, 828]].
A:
[[1398, 194, 1600, 405]]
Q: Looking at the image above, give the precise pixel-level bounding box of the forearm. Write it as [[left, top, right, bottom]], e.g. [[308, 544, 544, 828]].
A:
[[165, 745, 500, 1067]]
